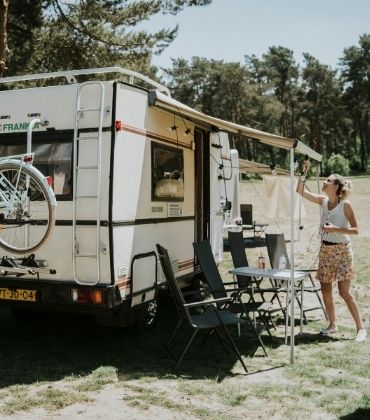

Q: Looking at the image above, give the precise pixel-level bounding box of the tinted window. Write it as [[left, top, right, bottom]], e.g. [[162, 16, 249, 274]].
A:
[[0, 131, 73, 199], [151, 142, 184, 201]]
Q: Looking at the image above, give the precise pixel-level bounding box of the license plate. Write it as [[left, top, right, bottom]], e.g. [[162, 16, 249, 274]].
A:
[[0, 288, 37, 302]]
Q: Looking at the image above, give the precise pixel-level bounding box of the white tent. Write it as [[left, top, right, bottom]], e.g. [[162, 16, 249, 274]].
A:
[[149, 90, 322, 363]]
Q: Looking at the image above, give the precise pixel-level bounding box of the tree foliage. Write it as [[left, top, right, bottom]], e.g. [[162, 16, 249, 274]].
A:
[[340, 34, 370, 171], [325, 153, 350, 176], [165, 35, 370, 173], [1, 0, 212, 76], [0, 0, 10, 76], [6, 0, 45, 76]]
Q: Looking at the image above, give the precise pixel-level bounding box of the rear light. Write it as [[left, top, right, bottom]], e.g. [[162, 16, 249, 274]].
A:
[[23, 154, 33, 163], [46, 176, 53, 186], [115, 120, 123, 131], [71, 288, 103, 305]]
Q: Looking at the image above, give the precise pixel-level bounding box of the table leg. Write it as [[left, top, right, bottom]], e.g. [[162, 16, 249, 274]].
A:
[[300, 279, 304, 334], [285, 279, 289, 345]]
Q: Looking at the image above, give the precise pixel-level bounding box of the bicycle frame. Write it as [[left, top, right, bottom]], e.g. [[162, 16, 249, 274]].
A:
[[0, 154, 35, 216]]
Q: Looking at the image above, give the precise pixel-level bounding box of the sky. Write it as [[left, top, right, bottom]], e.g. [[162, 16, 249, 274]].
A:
[[143, 0, 370, 70]]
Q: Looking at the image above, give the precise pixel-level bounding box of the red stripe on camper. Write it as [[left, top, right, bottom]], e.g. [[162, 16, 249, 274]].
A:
[[116, 278, 131, 287], [122, 124, 192, 150], [178, 259, 194, 270]]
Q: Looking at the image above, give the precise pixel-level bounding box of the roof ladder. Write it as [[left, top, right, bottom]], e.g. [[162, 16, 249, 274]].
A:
[[72, 81, 105, 285]]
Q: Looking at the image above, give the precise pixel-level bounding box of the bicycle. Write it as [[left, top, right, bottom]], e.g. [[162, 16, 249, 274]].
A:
[[0, 153, 57, 254]]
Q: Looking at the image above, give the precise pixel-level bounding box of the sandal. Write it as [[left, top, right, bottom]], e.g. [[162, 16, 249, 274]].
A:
[[320, 327, 338, 335]]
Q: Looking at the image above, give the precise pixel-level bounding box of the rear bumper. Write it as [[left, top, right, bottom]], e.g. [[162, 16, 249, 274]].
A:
[[0, 277, 124, 315]]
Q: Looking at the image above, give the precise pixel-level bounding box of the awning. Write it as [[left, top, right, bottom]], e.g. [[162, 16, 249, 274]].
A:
[[148, 90, 322, 162]]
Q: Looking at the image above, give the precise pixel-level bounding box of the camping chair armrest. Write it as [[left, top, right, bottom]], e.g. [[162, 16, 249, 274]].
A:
[[296, 268, 317, 272], [183, 297, 231, 308]]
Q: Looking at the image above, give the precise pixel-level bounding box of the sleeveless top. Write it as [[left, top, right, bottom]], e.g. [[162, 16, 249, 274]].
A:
[[320, 197, 350, 244]]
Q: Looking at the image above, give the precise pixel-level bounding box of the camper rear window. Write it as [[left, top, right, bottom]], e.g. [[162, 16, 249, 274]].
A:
[[0, 133, 72, 199], [152, 142, 184, 201]]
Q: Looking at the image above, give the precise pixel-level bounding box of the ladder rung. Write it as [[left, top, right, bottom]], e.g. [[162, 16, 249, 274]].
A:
[[75, 195, 98, 199], [76, 165, 98, 170], [75, 254, 98, 258], [78, 107, 100, 112], [77, 136, 99, 141]]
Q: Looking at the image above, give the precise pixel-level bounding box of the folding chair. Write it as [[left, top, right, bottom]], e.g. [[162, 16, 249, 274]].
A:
[[265, 233, 327, 322], [228, 230, 285, 323], [156, 244, 248, 373], [193, 240, 270, 355], [240, 204, 268, 241]]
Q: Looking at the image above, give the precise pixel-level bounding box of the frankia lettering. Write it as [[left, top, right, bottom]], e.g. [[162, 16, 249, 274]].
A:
[[1, 122, 40, 131]]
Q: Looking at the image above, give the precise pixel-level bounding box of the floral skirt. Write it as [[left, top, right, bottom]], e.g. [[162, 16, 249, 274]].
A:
[[316, 242, 355, 284]]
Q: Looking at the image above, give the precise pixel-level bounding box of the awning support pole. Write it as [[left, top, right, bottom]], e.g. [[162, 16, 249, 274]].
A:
[[290, 146, 295, 363]]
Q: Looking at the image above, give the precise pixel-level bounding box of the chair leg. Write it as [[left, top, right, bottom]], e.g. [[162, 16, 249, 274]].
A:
[[259, 311, 273, 337], [218, 325, 248, 373], [238, 300, 268, 355], [269, 280, 286, 316], [295, 293, 308, 325], [202, 329, 231, 356], [308, 274, 328, 320], [244, 315, 268, 357], [166, 319, 183, 360], [214, 328, 232, 355], [174, 328, 199, 371]]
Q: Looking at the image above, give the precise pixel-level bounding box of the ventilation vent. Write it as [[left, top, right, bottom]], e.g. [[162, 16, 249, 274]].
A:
[[168, 203, 183, 217], [117, 264, 128, 278], [151, 206, 164, 213]]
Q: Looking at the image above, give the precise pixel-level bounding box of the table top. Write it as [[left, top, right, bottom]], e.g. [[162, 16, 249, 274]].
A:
[[229, 267, 307, 281]]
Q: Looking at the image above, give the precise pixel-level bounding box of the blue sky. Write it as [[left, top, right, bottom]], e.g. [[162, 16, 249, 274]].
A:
[[144, 0, 370, 69]]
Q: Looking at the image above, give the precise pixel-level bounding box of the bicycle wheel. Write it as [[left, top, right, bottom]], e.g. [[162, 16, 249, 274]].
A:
[[0, 161, 56, 254]]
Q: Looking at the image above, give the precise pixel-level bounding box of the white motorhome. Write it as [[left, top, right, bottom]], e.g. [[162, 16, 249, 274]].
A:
[[0, 67, 318, 328]]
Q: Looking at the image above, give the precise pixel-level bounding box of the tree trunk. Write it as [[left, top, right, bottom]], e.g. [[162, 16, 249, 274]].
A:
[[0, 0, 9, 77]]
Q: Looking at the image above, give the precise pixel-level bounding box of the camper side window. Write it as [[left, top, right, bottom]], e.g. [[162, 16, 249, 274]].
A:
[[0, 135, 72, 199], [151, 142, 184, 201]]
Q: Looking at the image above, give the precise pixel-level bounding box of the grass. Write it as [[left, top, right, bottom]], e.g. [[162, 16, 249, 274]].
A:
[[0, 176, 369, 418], [2, 387, 91, 415]]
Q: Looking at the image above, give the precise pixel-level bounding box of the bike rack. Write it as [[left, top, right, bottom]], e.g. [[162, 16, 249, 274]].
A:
[[0, 255, 56, 277]]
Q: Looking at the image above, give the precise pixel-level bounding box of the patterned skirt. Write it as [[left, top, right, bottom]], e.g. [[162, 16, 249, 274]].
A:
[[316, 242, 355, 284]]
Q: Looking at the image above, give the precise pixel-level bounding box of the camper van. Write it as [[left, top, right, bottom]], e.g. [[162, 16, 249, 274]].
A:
[[0, 67, 246, 328], [0, 67, 320, 328]]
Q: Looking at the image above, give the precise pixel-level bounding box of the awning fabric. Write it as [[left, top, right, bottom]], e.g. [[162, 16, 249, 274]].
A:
[[148, 91, 322, 162]]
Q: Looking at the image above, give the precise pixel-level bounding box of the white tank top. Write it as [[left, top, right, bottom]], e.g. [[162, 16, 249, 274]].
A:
[[320, 197, 350, 244]]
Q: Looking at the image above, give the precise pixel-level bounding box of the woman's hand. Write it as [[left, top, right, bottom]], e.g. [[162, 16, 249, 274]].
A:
[[322, 222, 337, 233], [302, 159, 311, 175]]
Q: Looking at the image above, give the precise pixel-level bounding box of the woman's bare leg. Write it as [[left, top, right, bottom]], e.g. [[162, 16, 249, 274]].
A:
[[321, 282, 336, 328], [338, 280, 364, 331]]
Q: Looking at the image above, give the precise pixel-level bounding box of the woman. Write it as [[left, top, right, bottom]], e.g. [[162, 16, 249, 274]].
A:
[[297, 169, 367, 342]]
